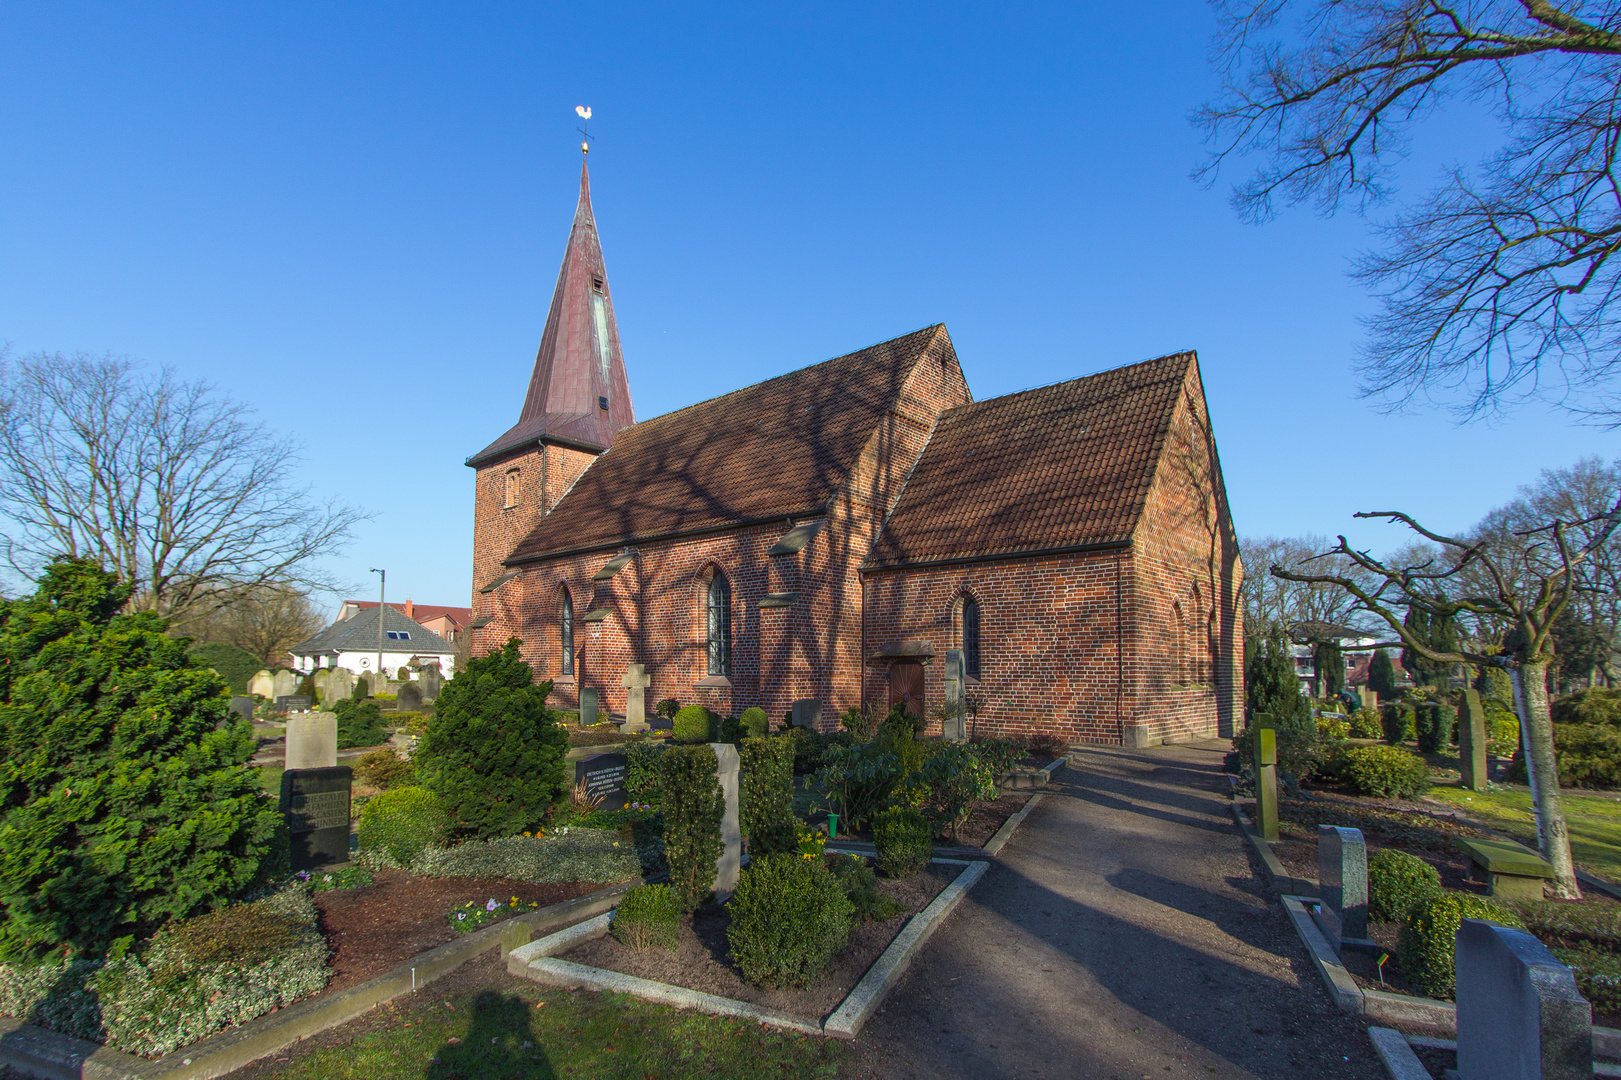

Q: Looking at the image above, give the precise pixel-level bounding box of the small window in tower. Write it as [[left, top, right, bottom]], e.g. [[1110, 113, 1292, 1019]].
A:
[[592, 276, 604, 292], [504, 470, 519, 509], [599, 396, 609, 411]]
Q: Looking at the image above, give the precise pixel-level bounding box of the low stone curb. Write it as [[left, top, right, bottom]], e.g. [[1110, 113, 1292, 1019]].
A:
[[508, 858, 990, 1040], [1228, 803, 1316, 897], [1368, 1026, 1430, 1080], [0, 877, 644, 1080]]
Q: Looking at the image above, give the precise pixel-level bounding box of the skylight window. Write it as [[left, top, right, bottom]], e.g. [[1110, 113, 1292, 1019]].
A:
[[386, 630, 411, 641]]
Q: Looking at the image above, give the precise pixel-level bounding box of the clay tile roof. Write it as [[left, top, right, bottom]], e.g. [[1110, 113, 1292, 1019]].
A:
[[863, 352, 1196, 570], [505, 325, 952, 564]]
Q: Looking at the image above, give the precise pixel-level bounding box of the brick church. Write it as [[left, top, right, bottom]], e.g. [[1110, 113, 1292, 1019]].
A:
[[467, 158, 1243, 746]]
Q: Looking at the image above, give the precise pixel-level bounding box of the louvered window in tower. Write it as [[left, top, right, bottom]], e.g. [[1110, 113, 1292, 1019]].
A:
[[590, 292, 611, 384], [707, 574, 731, 677]]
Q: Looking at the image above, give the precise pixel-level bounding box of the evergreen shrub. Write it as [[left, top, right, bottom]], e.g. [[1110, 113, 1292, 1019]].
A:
[[739, 706, 769, 738], [1508, 723, 1621, 789], [414, 639, 568, 838], [412, 830, 640, 883], [825, 853, 904, 923], [660, 745, 724, 909], [357, 786, 447, 865], [1341, 745, 1431, 799], [872, 806, 932, 878], [1398, 892, 1523, 999], [611, 885, 681, 950], [296, 672, 317, 703], [184, 641, 263, 695], [0, 559, 282, 960], [1416, 703, 1456, 754], [739, 736, 796, 856], [1349, 707, 1383, 739], [654, 698, 681, 719], [354, 747, 414, 790], [333, 697, 388, 749], [1368, 849, 1442, 922], [814, 742, 900, 832], [673, 704, 717, 744], [1381, 703, 1416, 745], [914, 742, 997, 841], [1553, 687, 1621, 727], [624, 740, 669, 805], [726, 854, 853, 988]]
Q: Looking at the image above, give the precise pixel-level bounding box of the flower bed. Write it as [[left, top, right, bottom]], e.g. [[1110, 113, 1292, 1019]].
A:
[[448, 895, 545, 933]]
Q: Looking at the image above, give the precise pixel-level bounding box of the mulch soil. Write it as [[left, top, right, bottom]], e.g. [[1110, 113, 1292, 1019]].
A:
[[315, 869, 607, 993], [559, 863, 956, 1019], [950, 790, 1033, 848]]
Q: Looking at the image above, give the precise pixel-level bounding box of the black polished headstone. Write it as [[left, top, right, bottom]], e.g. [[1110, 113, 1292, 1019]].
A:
[[275, 694, 312, 712], [230, 696, 256, 724], [280, 766, 353, 871], [577, 752, 628, 811], [580, 688, 599, 727]]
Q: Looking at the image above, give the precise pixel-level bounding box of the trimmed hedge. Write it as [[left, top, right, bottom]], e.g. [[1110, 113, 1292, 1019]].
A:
[[1341, 745, 1431, 799], [612, 884, 682, 950], [1398, 892, 1523, 999], [1415, 703, 1456, 754], [186, 641, 264, 695], [625, 740, 669, 805], [1349, 707, 1383, 739], [357, 786, 447, 865], [726, 854, 853, 988], [1552, 687, 1621, 727], [1367, 849, 1442, 923], [739, 706, 769, 738], [660, 745, 724, 909], [1381, 703, 1416, 745], [673, 705, 717, 744], [411, 830, 640, 883], [334, 697, 388, 749], [739, 736, 797, 856], [872, 806, 932, 878], [1506, 722, 1621, 789]]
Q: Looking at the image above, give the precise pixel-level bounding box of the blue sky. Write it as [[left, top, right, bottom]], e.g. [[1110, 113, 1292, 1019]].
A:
[[0, 3, 1604, 612]]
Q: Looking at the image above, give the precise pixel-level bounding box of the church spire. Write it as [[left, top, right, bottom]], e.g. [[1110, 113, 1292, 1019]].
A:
[[468, 154, 636, 466]]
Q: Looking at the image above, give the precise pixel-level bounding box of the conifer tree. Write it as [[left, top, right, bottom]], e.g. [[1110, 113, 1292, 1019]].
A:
[[414, 638, 568, 838], [1369, 649, 1398, 701], [0, 558, 281, 960]]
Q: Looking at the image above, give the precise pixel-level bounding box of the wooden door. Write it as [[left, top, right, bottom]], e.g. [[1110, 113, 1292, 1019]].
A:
[[889, 661, 924, 721]]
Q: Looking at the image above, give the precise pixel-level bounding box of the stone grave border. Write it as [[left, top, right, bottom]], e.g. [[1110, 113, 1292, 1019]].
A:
[[507, 857, 990, 1040], [1228, 793, 1621, 1065], [0, 877, 646, 1080], [824, 755, 1065, 862]]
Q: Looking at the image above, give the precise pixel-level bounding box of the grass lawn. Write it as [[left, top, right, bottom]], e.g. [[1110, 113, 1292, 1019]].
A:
[[247, 957, 846, 1080], [257, 765, 283, 794], [1428, 783, 1621, 882]]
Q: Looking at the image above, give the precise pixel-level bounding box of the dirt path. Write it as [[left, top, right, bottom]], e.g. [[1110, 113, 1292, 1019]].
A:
[[847, 740, 1385, 1080]]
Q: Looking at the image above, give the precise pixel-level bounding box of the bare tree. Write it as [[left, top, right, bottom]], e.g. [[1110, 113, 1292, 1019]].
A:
[[1274, 500, 1621, 899], [1240, 534, 1382, 636], [173, 583, 328, 666], [1199, 0, 1621, 420], [0, 352, 366, 623]]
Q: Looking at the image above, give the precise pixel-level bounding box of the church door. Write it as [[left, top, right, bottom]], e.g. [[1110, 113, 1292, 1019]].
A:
[[889, 661, 924, 721]]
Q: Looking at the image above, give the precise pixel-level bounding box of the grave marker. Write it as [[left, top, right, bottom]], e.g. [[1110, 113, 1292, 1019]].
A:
[[791, 699, 821, 730], [580, 688, 599, 727], [229, 696, 256, 725], [326, 667, 355, 703], [272, 670, 299, 699], [622, 664, 651, 733], [712, 742, 741, 899], [1456, 918, 1592, 1080], [275, 694, 312, 712], [1252, 715, 1278, 842], [1460, 688, 1489, 793], [576, 752, 628, 811], [1317, 825, 1369, 945], [941, 649, 966, 741], [249, 669, 275, 698], [396, 681, 424, 712], [279, 766, 353, 872], [312, 669, 330, 703], [420, 664, 442, 701], [285, 711, 338, 770]]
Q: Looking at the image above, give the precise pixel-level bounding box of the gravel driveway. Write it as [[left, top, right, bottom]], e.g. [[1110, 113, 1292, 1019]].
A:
[[846, 740, 1386, 1080]]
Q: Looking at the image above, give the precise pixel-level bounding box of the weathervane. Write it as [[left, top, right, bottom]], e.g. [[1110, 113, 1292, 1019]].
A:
[[576, 105, 592, 154]]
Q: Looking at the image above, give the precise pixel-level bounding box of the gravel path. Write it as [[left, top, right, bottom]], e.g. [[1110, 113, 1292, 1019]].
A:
[[846, 740, 1386, 1080]]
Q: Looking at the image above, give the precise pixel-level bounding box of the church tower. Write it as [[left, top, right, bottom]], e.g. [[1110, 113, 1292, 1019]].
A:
[[468, 155, 636, 598]]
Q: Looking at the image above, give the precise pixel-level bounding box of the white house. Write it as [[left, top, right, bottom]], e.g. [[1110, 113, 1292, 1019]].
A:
[[288, 605, 457, 679]]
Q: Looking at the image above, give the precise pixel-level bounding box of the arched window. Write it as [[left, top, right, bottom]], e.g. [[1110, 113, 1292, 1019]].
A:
[[504, 469, 520, 509], [707, 573, 731, 677], [1173, 602, 1186, 683], [962, 596, 981, 679], [559, 590, 574, 676]]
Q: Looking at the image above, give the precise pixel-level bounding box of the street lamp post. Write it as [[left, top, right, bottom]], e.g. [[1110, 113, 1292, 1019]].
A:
[[370, 568, 385, 687]]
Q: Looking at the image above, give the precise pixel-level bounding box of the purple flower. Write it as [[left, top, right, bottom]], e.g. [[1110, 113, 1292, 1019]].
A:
[[485, 898, 500, 912]]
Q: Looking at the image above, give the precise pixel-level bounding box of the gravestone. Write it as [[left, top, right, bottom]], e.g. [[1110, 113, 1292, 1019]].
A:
[[285, 711, 338, 770], [272, 670, 299, 699], [1252, 716, 1279, 842], [229, 696, 256, 725], [791, 699, 822, 730], [312, 669, 330, 704], [580, 688, 599, 727], [396, 681, 424, 712], [420, 664, 442, 701], [711, 742, 741, 899], [941, 649, 966, 741], [275, 694, 312, 713], [249, 669, 275, 698], [576, 752, 628, 811], [1456, 918, 1592, 1080], [1459, 688, 1489, 793], [1317, 825, 1369, 945], [279, 766, 353, 872], [621, 664, 651, 733], [1359, 685, 1377, 710], [326, 667, 355, 704]]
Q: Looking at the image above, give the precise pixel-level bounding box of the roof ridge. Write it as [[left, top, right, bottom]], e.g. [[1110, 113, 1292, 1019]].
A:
[[938, 350, 1193, 420]]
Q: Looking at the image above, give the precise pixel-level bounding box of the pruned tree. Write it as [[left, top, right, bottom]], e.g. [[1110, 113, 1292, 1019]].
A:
[[1199, 0, 1621, 420], [1273, 499, 1621, 898], [0, 352, 365, 624]]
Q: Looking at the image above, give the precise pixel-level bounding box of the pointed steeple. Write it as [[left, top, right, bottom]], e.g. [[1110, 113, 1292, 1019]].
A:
[[469, 157, 636, 465]]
